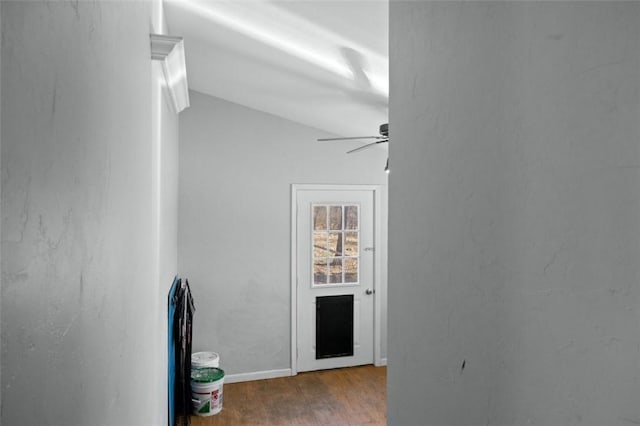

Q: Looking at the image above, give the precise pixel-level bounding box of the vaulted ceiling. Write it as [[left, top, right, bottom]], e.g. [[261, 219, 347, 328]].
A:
[[164, 0, 389, 138]]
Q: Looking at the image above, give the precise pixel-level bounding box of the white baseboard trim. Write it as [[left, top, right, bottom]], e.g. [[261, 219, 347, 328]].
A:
[[375, 358, 387, 367], [224, 368, 292, 384]]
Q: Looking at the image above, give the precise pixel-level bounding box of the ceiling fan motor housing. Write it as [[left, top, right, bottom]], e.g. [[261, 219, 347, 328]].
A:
[[379, 123, 388, 137]]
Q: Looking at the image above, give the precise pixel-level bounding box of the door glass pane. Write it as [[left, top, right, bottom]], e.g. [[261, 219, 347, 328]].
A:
[[313, 206, 327, 230], [313, 232, 328, 258], [344, 232, 358, 256], [311, 203, 360, 286], [329, 258, 343, 283], [314, 258, 328, 284], [344, 258, 358, 283], [344, 205, 358, 230], [328, 232, 343, 256], [329, 206, 342, 230]]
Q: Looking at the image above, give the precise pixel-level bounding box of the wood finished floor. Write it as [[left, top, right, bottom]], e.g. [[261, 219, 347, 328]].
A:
[[190, 365, 386, 426]]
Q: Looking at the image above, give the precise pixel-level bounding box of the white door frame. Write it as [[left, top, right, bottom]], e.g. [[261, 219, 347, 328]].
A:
[[291, 184, 384, 375]]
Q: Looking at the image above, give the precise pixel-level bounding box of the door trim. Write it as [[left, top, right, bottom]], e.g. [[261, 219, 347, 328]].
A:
[[290, 184, 384, 375]]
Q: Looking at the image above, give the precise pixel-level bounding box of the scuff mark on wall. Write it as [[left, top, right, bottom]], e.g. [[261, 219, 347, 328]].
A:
[[60, 312, 80, 339], [68, 0, 79, 19], [11, 175, 31, 244], [50, 74, 57, 120], [78, 272, 84, 302]]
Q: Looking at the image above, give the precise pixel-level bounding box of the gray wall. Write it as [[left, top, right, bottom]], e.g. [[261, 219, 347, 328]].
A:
[[157, 81, 179, 319], [154, 56, 180, 425], [0, 1, 3, 415], [179, 91, 388, 375], [388, 2, 640, 425], [1, 2, 175, 424]]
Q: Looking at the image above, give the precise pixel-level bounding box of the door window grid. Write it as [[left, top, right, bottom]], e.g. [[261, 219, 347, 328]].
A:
[[312, 204, 359, 286]]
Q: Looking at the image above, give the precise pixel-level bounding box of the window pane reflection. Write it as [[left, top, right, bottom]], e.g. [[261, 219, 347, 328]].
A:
[[329, 258, 343, 283], [314, 258, 327, 285], [344, 258, 358, 283], [313, 206, 327, 230], [329, 206, 342, 230], [344, 205, 358, 230]]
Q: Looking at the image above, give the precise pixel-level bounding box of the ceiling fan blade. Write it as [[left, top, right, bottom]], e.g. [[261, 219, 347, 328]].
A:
[[346, 139, 389, 154], [317, 136, 386, 142]]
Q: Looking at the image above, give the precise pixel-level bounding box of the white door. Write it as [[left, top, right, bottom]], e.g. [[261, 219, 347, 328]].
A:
[[295, 188, 375, 372]]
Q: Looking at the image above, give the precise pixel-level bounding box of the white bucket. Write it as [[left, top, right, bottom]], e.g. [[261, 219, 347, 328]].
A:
[[191, 367, 224, 416], [192, 351, 220, 369]]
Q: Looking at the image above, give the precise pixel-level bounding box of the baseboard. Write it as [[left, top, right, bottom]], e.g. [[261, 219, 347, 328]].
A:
[[224, 368, 292, 384], [375, 358, 387, 367]]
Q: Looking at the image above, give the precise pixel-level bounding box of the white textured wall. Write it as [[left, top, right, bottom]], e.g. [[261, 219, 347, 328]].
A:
[[152, 59, 180, 426], [158, 95, 179, 294], [0, 1, 3, 415], [159, 101, 179, 295], [1, 2, 166, 425], [388, 2, 640, 425], [179, 91, 388, 375]]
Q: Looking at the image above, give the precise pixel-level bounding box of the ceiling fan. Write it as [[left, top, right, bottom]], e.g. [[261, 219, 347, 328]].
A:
[[315, 47, 390, 171], [317, 122, 389, 154]]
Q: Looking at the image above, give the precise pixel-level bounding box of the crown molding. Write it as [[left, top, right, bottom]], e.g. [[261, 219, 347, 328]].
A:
[[150, 34, 190, 113]]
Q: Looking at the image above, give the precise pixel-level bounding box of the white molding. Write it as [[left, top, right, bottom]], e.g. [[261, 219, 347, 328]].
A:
[[225, 369, 292, 384], [290, 184, 385, 375], [372, 185, 384, 368], [150, 34, 190, 113], [150, 34, 182, 60], [291, 184, 299, 376]]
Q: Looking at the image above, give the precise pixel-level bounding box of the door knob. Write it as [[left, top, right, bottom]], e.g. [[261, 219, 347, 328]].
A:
[[365, 289, 374, 295]]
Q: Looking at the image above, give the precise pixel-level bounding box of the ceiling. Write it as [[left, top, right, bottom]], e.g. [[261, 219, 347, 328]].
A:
[[164, 0, 389, 138]]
